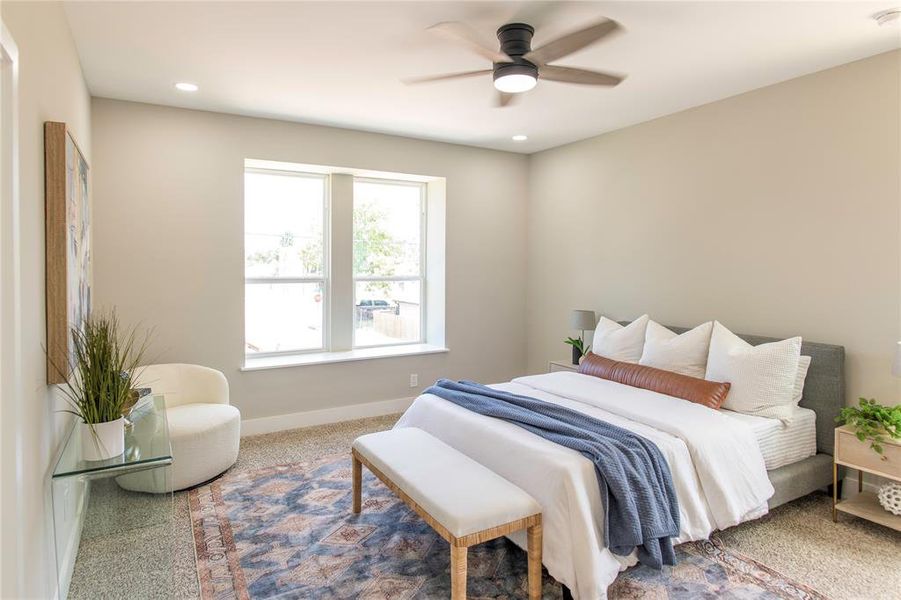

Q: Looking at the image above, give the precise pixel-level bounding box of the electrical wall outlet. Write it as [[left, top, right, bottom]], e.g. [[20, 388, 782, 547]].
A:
[[409, 373, 419, 388]]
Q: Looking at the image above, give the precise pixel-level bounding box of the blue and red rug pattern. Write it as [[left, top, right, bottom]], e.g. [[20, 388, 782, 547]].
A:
[[189, 454, 829, 599]]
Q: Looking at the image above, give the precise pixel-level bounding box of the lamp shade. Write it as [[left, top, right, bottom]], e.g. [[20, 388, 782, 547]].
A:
[[570, 310, 597, 331], [893, 341, 901, 377]]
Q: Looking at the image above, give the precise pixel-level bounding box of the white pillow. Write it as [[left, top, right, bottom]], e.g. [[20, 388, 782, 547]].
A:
[[639, 321, 713, 379], [704, 321, 801, 423], [793, 356, 811, 405], [591, 314, 649, 363]]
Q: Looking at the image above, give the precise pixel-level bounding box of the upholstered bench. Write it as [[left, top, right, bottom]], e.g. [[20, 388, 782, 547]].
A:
[[352, 427, 543, 600]]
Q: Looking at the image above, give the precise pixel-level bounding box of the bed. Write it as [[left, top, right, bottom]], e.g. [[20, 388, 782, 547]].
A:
[[394, 327, 845, 600]]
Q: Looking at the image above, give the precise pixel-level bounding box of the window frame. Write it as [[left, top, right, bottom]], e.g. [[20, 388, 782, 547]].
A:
[[351, 177, 427, 349], [243, 167, 330, 358]]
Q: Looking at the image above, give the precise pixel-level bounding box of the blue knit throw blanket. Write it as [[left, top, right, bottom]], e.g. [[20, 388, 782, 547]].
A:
[[423, 379, 680, 567]]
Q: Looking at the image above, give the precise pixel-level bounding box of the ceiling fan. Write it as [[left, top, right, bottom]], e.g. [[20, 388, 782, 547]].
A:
[[405, 18, 626, 106]]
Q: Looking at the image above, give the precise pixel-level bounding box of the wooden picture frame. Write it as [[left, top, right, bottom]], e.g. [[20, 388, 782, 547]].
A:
[[44, 122, 91, 384]]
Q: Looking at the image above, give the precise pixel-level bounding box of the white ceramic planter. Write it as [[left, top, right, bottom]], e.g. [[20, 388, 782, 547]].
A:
[[80, 417, 125, 461]]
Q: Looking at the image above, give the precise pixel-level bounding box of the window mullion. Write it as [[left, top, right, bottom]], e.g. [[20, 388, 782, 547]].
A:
[[328, 173, 354, 351]]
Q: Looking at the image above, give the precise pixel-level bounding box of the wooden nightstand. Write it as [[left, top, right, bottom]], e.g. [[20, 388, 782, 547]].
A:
[[832, 425, 901, 531], [548, 360, 579, 373]]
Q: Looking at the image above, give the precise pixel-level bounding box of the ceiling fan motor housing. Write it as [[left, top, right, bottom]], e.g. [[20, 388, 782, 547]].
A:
[[494, 22, 539, 82]]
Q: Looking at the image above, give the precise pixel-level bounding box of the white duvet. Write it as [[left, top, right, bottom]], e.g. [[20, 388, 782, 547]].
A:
[[395, 372, 775, 600]]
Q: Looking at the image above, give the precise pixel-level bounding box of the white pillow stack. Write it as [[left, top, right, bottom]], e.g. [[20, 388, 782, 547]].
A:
[[639, 321, 713, 379], [587, 315, 812, 420], [704, 321, 802, 423], [591, 314, 649, 363]]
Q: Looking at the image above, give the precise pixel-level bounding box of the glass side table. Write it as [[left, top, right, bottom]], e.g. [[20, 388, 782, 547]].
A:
[[51, 395, 175, 599]]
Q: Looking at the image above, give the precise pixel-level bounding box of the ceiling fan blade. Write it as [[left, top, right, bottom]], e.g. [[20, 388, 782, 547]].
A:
[[496, 91, 518, 108], [403, 69, 493, 85], [428, 21, 511, 63], [524, 19, 621, 65], [539, 65, 624, 86]]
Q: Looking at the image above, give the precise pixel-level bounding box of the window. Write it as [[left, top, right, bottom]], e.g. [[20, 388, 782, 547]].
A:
[[353, 179, 424, 347], [244, 169, 327, 355], [243, 161, 444, 366]]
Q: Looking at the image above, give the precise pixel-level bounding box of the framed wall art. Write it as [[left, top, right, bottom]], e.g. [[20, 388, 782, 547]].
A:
[[44, 121, 91, 384]]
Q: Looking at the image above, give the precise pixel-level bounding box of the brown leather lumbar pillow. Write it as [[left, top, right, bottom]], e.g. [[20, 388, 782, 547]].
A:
[[578, 352, 730, 410]]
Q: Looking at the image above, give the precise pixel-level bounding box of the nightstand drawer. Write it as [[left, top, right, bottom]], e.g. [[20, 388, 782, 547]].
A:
[[835, 426, 901, 479]]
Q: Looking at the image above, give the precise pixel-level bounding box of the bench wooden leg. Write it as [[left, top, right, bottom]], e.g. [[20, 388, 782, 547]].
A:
[[352, 452, 362, 514], [527, 522, 543, 600], [451, 544, 467, 600]]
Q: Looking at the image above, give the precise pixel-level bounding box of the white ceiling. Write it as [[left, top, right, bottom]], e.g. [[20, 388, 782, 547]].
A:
[[64, 1, 901, 153]]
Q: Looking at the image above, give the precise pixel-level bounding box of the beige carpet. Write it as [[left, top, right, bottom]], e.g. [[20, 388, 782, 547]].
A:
[[69, 414, 901, 599], [717, 492, 901, 599]]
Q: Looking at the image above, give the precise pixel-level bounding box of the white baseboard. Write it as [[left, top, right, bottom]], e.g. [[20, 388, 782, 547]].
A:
[[241, 396, 415, 437]]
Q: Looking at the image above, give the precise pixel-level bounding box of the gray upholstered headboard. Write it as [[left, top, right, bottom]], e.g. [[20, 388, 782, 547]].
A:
[[619, 323, 846, 455]]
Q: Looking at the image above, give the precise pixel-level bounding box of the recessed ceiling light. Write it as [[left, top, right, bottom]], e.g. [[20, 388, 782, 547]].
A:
[[512, 134, 528, 142], [175, 82, 199, 92], [874, 9, 901, 26]]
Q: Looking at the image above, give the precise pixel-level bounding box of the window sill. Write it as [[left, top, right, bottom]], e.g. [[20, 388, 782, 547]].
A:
[[240, 344, 449, 372]]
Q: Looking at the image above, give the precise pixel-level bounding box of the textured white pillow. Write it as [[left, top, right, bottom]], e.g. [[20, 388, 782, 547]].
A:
[[591, 314, 649, 363], [793, 356, 811, 405], [704, 321, 802, 423], [639, 320, 713, 378]]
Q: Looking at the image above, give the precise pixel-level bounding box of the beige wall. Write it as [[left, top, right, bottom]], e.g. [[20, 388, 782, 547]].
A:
[[527, 50, 901, 406], [93, 50, 900, 422], [1, 2, 91, 598], [90, 99, 529, 421]]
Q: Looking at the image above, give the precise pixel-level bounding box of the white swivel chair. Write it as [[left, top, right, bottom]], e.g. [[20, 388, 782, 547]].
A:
[[116, 364, 241, 493]]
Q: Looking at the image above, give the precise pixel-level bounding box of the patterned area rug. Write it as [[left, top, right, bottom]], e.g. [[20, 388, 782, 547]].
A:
[[189, 454, 829, 599]]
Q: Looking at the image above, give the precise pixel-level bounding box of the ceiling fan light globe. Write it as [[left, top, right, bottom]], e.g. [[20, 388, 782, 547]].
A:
[[493, 73, 537, 94]]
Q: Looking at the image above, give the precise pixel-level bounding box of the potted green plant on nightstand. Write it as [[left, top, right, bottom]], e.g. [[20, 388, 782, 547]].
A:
[[836, 398, 901, 516], [836, 398, 901, 458], [56, 311, 150, 461], [566, 309, 597, 365], [564, 336, 590, 366]]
